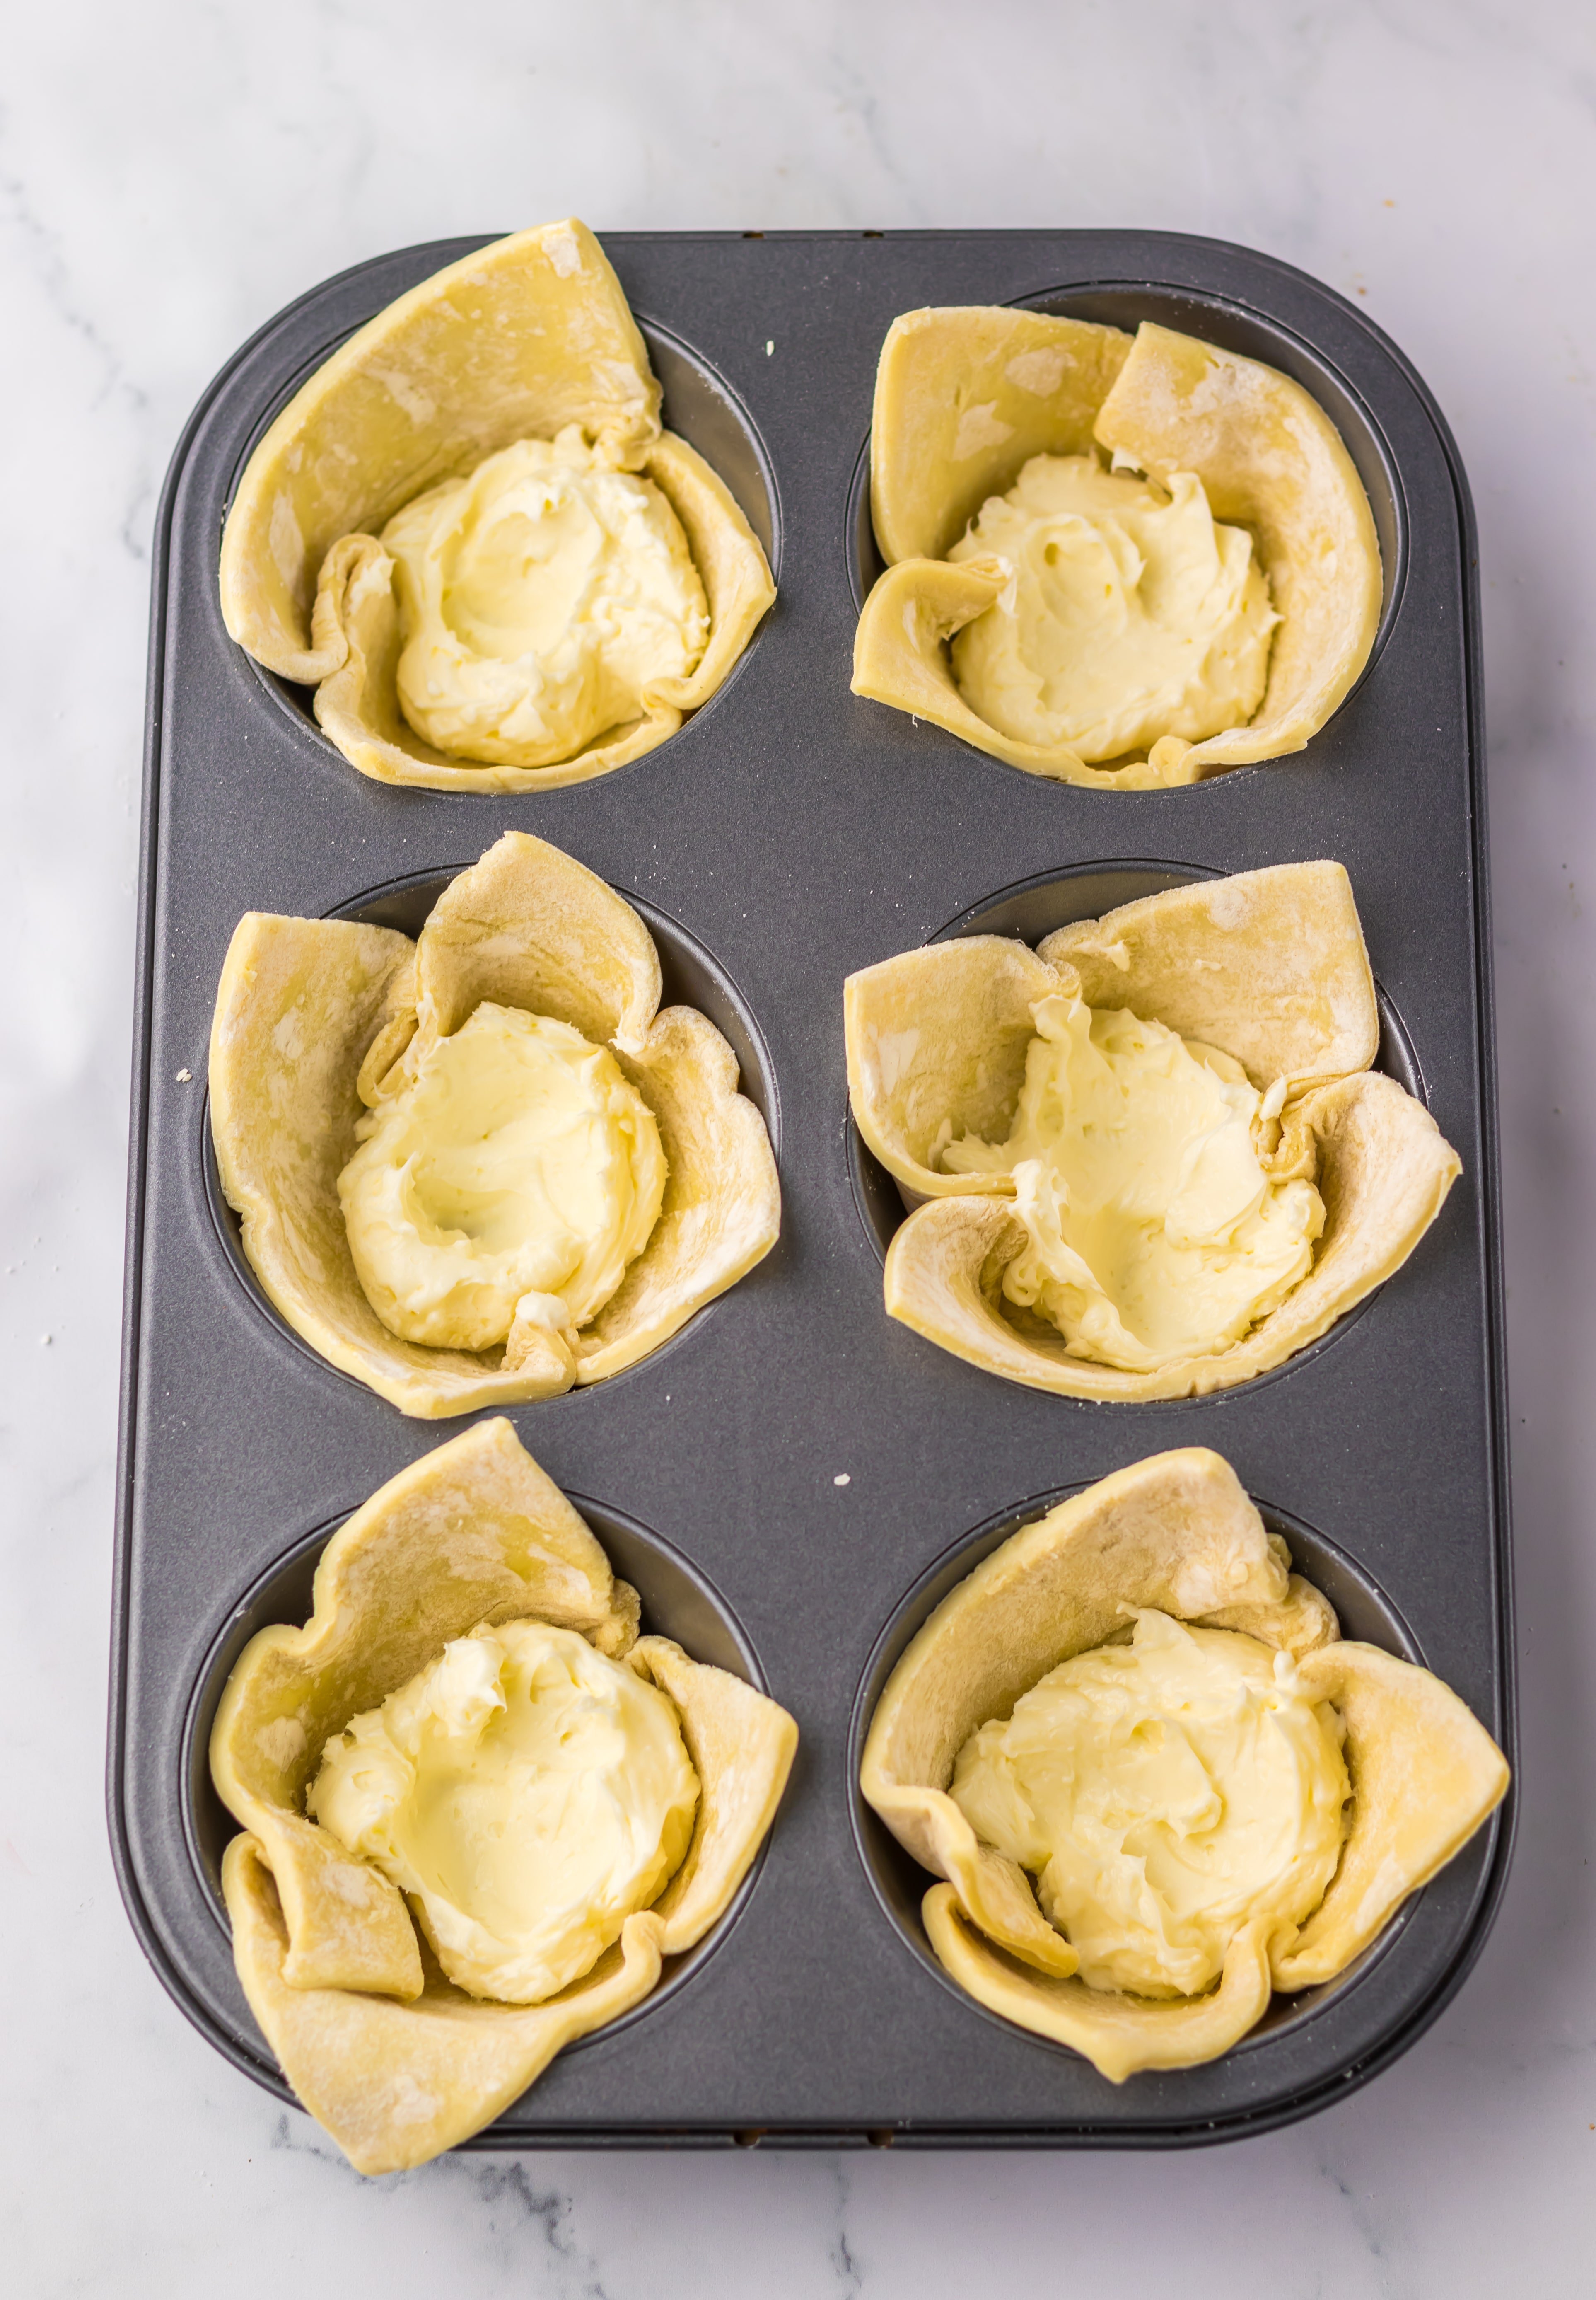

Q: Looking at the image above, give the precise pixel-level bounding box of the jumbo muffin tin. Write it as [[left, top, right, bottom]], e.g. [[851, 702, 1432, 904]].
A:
[[112, 229, 1513, 2148]]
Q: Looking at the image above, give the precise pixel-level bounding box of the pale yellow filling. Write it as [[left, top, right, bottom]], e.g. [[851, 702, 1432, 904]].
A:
[[947, 454, 1277, 761], [951, 1610, 1349, 1998], [338, 1002, 666, 1352], [309, 1620, 700, 2005], [382, 425, 709, 767], [942, 989, 1323, 1372]]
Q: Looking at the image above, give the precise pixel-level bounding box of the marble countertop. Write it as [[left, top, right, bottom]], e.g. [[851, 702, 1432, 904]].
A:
[[5, 1, 1593, 2289]]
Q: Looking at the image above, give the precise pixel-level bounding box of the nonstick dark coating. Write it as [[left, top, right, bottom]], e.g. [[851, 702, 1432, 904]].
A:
[[111, 230, 1512, 2148]]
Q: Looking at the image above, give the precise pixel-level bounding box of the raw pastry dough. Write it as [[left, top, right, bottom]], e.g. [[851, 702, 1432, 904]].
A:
[[853, 306, 1381, 786], [212, 1416, 799, 2171], [845, 862, 1460, 1401], [860, 1449, 1507, 2081], [220, 219, 774, 792], [210, 830, 781, 1416]]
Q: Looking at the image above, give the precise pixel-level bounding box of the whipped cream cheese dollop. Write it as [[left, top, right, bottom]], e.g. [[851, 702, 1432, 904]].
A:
[[950, 1610, 1349, 1998], [338, 1002, 666, 1352], [381, 425, 710, 767], [308, 1620, 700, 2004], [942, 987, 1324, 1372], [947, 454, 1277, 761]]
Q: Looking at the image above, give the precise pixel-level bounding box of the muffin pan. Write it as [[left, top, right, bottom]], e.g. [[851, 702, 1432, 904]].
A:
[[113, 228, 1512, 2147]]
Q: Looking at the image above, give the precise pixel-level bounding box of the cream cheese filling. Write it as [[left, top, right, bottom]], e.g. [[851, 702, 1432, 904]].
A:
[[950, 1610, 1349, 1998], [308, 1620, 700, 2005], [947, 454, 1277, 761], [941, 988, 1323, 1371], [338, 1002, 666, 1352], [382, 424, 710, 767]]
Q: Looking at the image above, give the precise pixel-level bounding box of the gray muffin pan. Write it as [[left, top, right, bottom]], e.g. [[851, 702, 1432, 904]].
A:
[[113, 229, 1512, 2148]]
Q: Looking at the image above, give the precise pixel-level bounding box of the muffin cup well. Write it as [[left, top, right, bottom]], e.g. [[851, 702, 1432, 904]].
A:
[[848, 1484, 1500, 2065], [203, 859, 780, 1399], [183, 1487, 773, 2064]]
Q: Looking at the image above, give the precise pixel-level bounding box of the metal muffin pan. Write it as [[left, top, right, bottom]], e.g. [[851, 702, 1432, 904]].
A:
[[113, 228, 1512, 2148]]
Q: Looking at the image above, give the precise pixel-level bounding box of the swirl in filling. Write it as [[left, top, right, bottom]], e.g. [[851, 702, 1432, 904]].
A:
[[310, 1620, 699, 2004], [942, 987, 1323, 1372], [382, 426, 708, 767], [338, 1002, 666, 1354], [951, 1610, 1348, 1998], [949, 453, 1277, 761]]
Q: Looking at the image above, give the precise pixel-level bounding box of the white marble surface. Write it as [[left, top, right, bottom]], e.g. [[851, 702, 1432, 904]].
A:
[[4, 0, 1594, 2288]]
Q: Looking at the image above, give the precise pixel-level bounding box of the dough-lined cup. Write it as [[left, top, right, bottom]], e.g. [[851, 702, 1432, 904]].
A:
[[858, 1448, 1507, 2083], [209, 830, 782, 1416], [220, 219, 775, 791], [852, 305, 1382, 787], [210, 1417, 799, 2173], [845, 860, 1460, 1401]]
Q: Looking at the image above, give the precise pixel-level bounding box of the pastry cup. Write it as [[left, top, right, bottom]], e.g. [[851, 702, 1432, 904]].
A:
[[845, 861, 1460, 1401], [210, 830, 781, 1416], [211, 1417, 799, 2173], [852, 307, 1382, 788], [220, 219, 775, 792], [860, 1448, 1507, 2083]]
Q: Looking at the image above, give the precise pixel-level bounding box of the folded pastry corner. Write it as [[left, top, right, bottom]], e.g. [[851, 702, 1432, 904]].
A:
[[853, 307, 1380, 786], [1271, 1641, 1510, 1990], [845, 935, 1064, 1200], [221, 220, 773, 793], [222, 1833, 665, 2175], [212, 1418, 798, 2172], [860, 1449, 1506, 2080], [210, 830, 780, 1416]]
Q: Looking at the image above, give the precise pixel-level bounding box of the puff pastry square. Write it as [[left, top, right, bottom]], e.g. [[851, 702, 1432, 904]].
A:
[[210, 831, 781, 1415], [845, 863, 1460, 1401], [221, 220, 774, 791], [861, 1449, 1507, 2080], [853, 308, 1381, 786], [212, 1417, 798, 2170]]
